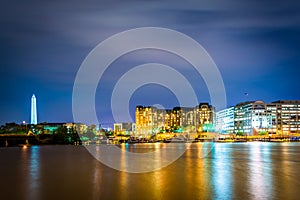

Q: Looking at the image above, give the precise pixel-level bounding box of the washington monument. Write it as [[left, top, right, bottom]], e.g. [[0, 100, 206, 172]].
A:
[[31, 94, 37, 124]]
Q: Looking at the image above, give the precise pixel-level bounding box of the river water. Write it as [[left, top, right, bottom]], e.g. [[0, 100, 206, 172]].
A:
[[1, 142, 300, 200]]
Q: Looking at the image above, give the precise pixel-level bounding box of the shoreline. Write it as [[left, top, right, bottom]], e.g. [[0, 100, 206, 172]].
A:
[[1, 137, 299, 148], [1, 133, 299, 147]]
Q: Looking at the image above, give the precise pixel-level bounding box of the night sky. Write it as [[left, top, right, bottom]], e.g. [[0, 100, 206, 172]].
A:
[[1, 0, 300, 127]]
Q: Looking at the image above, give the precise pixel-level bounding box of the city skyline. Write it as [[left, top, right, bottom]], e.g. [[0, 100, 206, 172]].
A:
[[1, 93, 300, 126], [1, 0, 300, 125]]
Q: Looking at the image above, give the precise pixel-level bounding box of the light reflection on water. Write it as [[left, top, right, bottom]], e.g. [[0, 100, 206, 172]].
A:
[[211, 144, 232, 199], [29, 146, 40, 199], [248, 143, 272, 199], [20, 145, 41, 199], [1, 143, 300, 200]]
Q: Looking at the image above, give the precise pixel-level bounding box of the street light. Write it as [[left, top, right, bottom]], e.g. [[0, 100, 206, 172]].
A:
[[22, 121, 27, 134]]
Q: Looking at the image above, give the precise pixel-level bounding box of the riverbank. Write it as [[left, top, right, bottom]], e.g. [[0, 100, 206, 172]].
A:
[[0, 133, 81, 147], [1, 134, 300, 147]]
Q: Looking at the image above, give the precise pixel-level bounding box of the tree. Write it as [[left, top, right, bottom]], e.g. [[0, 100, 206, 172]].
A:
[[259, 131, 267, 136], [236, 131, 244, 136]]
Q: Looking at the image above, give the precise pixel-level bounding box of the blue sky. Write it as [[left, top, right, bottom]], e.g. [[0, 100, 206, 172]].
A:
[[1, 0, 300, 126]]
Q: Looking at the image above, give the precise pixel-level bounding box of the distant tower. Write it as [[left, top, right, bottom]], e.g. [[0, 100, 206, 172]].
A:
[[31, 94, 37, 124]]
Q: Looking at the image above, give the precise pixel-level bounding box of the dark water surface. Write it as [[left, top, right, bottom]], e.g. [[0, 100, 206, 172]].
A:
[[1, 142, 300, 200]]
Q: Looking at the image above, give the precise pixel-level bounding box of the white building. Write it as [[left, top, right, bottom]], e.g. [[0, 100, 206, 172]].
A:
[[233, 100, 300, 136], [234, 101, 274, 135], [114, 122, 136, 135], [216, 107, 234, 134]]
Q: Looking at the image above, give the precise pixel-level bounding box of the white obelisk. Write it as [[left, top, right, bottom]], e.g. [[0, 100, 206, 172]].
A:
[[31, 94, 37, 125]]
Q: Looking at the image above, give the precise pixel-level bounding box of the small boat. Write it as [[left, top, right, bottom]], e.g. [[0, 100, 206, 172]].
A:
[[128, 137, 139, 144], [269, 138, 288, 142], [217, 139, 235, 143], [234, 139, 247, 142], [164, 137, 186, 143]]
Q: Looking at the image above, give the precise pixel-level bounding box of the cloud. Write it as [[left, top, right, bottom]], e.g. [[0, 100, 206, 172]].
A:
[[0, 0, 300, 123]]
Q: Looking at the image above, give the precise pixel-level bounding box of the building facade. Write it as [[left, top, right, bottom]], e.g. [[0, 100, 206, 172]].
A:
[[136, 106, 158, 136], [114, 122, 136, 135], [216, 107, 235, 134], [232, 100, 300, 136], [273, 100, 300, 135], [234, 101, 275, 135], [136, 100, 300, 136], [195, 103, 215, 132], [135, 103, 215, 136]]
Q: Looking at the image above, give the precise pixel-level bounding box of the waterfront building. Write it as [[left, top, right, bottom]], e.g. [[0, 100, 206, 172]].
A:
[[30, 94, 37, 125], [216, 107, 235, 134], [156, 108, 167, 131], [39, 122, 65, 134], [135, 103, 215, 136], [169, 107, 195, 128], [195, 103, 215, 132], [234, 101, 274, 135], [134, 100, 299, 136], [181, 107, 195, 127], [233, 100, 300, 136], [114, 123, 122, 133], [122, 122, 136, 135], [162, 109, 172, 131], [113, 122, 136, 135], [136, 106, 159, 136], [28, 122, 88, 135], [272, 100, 300, 135]]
